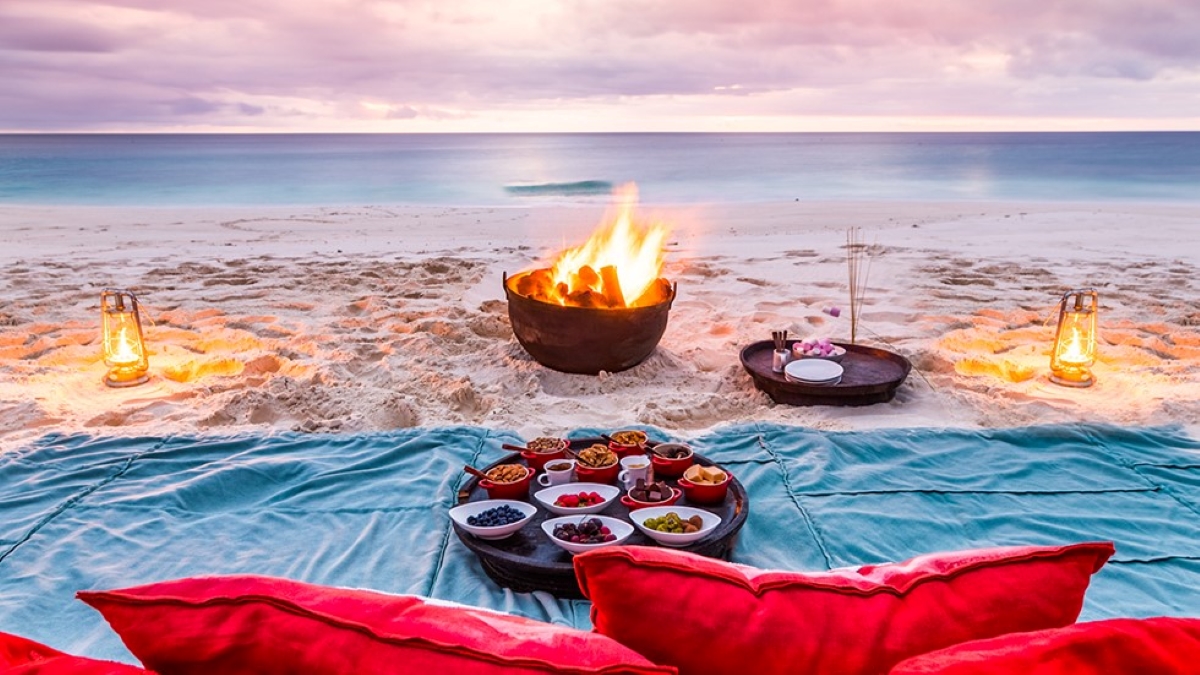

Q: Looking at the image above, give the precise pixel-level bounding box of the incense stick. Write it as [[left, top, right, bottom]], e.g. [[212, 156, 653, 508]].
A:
[[846, 227, 873, 344]]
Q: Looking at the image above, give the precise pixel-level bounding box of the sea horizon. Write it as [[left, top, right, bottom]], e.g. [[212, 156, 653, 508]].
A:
[[3, 131, 1199, 207]]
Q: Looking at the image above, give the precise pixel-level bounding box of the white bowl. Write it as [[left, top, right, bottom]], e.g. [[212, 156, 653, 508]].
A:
[[630, 506, 723, 547], [533, 482, 621, 516], [448, 500, 537, 540], [541, 515, 634, 554]]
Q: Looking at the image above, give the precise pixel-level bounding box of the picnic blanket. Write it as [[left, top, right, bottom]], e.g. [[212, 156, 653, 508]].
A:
[[2, 423, 1198, 663]]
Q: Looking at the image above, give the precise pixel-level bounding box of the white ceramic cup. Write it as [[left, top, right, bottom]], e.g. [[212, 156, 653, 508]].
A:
[[617, 455, 652, 490], [537, 459, 577, 487]]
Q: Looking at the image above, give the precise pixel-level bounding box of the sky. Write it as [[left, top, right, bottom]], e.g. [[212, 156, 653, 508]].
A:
[[2, 0, 1199, 133]]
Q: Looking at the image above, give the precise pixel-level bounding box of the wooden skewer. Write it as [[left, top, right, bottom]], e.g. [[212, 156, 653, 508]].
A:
[[501, 443, 528, 453], [463, 465, 491, 481]]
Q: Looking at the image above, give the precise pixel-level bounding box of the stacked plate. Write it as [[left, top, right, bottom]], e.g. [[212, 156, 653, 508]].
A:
[[784, 359, 844, 386]]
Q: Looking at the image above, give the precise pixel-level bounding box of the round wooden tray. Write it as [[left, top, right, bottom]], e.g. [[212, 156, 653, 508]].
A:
[[740, 340, 912, 406], [453, 438, 749, 599]]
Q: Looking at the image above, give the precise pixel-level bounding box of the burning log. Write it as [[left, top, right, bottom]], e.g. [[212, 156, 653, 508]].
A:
[[516, 269, 554, 297], [631, 278, 672, 308], [599, 265, 625, 308], [578, 265, 600, 289], [567, 289, 608, 309]]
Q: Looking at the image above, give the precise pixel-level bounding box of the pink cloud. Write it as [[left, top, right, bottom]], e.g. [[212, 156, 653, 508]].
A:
[[1, 0, 1197, 130]]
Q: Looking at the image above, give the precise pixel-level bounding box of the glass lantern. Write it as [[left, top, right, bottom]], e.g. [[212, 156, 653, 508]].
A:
[[101, 289, 150, 387], [1049, 289, 1098, 388]]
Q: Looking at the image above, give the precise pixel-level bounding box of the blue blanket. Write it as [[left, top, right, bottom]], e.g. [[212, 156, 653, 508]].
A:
[[2, 424, 1198, 663]]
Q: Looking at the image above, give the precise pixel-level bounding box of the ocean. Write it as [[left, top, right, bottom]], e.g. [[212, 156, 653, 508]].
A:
[[1, 132, 1198, 206]]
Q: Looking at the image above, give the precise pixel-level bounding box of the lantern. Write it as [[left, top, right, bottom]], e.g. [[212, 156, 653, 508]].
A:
[[1049, 289, 1098, 388], [100, 289, 150, 387]]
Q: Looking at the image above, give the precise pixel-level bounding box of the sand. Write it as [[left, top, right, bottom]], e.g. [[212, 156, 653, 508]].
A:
[[1, 200, 1197, 450]]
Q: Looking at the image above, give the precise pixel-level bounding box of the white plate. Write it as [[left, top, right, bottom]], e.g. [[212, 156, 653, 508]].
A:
[[630, 506, 723, 547], [533, 482, 621, 515], [448, 500, 537, 540], [784, 359, 844, 383], [787, 372, 844, 384], [541, 515, 634, 554]]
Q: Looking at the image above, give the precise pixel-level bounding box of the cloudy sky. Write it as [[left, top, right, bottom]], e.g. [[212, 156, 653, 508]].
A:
[[2, 0, 1198, 132]]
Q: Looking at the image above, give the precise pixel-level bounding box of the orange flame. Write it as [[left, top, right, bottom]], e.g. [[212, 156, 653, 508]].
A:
[[511, 183, 672, 308], [109, 326, 141, 365], [1057, 325, 1089, 365]]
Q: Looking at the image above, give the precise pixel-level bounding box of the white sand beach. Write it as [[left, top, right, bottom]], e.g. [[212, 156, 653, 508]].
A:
[[2, 200, 1197, 450]]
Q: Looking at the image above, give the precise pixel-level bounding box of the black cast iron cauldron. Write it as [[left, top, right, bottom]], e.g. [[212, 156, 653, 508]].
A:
[[503, 273, 677, 374]]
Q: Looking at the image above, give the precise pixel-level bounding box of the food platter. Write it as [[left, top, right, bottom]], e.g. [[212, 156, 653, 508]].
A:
[[453, 437, 749, 599], [740, 340, 911, 406]]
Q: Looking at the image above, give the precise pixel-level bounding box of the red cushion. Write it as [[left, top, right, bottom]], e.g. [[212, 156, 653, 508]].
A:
[[77, 575, 675, 675], [575, 542, 1114, 675], [0, 630, 151, 674], [889, 617, 1200, 674]]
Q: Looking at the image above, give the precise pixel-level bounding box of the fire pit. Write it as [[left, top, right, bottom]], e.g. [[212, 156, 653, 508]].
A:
[[504, 184, 676, 374]]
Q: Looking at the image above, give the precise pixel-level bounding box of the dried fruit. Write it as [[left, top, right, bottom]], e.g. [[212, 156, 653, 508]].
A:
[[578, 444, 617, 468], [611, 430, 647, 446]]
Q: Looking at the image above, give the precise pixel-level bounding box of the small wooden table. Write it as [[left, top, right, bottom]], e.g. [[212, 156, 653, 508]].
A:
[[741, 340, 911, 406]]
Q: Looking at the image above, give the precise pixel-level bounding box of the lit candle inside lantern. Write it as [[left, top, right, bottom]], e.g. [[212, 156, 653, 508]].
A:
[[101, 289, 150, 387], [1049, 289, 1098, 388]]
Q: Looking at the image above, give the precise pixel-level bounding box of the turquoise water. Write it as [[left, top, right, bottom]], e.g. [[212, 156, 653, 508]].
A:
[[1, 132, 1198, 206]]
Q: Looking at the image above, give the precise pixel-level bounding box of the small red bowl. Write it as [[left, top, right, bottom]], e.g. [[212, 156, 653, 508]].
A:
[[478, 467, 534, 500], [649, 443, 694, 479], [620, 486, 682, 511], [520, 446, 568, 472], [677, 470, 732, 505], [574, 461, 620, 485], [608, 430, 648, 458]]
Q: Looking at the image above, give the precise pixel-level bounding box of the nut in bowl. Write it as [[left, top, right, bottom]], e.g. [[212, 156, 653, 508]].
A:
[[448, 500, 537, 541], [477, 463, 534, 500], [632, 506, 722, 547], [649, 442, 695, 478], [792, 337, 847, 362], [519, 436, 569, 472], [542, 515, 634, 555], [678, 465, 732, 505], [533, 482, 621, 516], [608, 429, 648, 458], [573, 444, 620, 484]]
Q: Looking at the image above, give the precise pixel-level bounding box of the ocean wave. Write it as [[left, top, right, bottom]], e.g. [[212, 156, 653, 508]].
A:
[[504, 180, 613, 197]]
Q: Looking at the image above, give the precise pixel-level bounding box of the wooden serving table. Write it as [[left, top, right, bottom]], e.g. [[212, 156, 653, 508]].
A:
[[453, 438, 749, 599], [740, 340, 911, 406]]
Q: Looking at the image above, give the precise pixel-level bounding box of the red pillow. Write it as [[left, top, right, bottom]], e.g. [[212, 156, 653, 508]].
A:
[[78, 575, 674, 675], [0, 630, 152, 674], [889, 617, 1200, 674], [575, 542, 1114, 675]]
